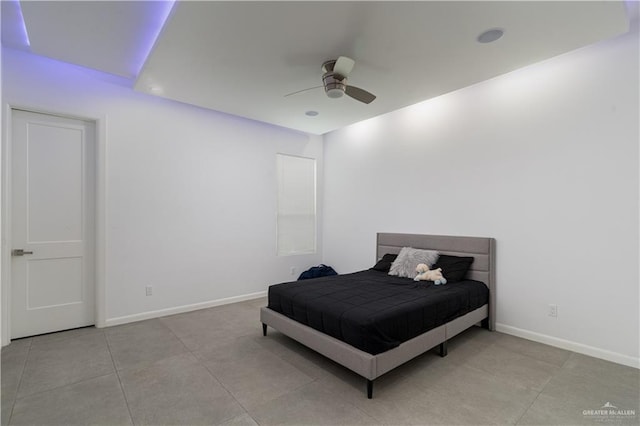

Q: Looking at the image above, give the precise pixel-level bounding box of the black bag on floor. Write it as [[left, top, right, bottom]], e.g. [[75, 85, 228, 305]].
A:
[[297, 264, 337, 280]]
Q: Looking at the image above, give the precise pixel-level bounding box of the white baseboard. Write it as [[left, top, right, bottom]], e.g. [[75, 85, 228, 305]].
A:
[[103, 291, 267, 328], [495, 323, 639, 370]]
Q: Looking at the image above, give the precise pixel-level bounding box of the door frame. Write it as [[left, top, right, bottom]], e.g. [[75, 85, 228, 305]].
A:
[[1, 104, 107, 345]]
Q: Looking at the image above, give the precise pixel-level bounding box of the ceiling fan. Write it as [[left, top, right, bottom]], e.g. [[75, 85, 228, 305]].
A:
[[285, 56, 376, 104]]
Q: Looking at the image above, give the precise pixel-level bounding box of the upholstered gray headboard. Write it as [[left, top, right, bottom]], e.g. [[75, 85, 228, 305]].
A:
[[376, 233, 496, 330]]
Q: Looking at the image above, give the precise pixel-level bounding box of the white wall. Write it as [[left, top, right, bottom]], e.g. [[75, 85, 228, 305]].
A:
[[323, 30, 639, 366], [1, 48, 323, 331]]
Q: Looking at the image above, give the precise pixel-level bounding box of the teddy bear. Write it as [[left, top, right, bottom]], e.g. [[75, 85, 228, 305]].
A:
[[414, 263, 447, 285]]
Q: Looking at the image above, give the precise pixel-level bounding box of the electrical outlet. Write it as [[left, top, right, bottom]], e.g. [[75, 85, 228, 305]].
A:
[[146, 285, 153, 296], [548, 304, 558, 318], [290, 267, 296, 276]]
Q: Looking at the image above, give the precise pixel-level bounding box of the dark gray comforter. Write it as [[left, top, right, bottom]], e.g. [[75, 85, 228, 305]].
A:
[[267, 270, 488, 355]]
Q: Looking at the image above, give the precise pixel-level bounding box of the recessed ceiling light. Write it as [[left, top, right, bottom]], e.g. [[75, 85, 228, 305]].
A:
[[148, 86, 163, 93], [477, 28, 504, 44], [305, 111, 319, 117]]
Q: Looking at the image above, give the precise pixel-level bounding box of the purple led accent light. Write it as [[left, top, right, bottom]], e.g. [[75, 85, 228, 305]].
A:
[[132, 0, 177, 77], [624, 0, 639, 17], [14, 0, 31, 46]]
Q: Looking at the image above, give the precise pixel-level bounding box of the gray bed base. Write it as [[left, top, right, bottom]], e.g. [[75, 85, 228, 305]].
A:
[[260, 233, 496, 398]]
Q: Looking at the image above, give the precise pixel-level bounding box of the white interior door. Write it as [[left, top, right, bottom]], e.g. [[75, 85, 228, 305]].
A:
[[10, 110, 95, 338]]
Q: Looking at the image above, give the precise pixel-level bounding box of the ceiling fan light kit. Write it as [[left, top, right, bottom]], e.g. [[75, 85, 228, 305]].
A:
[[322, 73, 346, 98]]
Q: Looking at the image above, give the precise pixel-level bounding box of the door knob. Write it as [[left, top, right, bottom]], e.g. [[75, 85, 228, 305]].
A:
[[12, 249, 33, 256]]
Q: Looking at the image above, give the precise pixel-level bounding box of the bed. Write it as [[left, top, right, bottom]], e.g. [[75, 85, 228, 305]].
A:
[[260, 233, 496, 398]]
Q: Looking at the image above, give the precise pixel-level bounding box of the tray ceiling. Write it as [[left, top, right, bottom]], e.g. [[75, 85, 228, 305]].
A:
[[2, 1, 631, 135]]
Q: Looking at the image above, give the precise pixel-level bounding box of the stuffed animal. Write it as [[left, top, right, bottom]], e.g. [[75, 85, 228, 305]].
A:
[[414, 263, 447, 285]]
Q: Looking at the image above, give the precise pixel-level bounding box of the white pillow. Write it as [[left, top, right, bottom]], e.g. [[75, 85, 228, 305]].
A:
[[388, 247, 440, 279]]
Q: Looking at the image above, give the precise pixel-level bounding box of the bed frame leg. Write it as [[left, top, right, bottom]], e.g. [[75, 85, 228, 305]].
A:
[[367, 380, 373, 399], [481, 318, 490, 329], [262, 323, 267, 336], [439, 340, 448, 357]]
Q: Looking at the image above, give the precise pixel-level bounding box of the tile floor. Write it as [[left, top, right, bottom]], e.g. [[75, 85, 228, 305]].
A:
[[1, 297, 638, 425]]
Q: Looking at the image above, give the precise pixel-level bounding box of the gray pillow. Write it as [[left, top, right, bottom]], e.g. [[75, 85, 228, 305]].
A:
[[388, 247, 440, 279]]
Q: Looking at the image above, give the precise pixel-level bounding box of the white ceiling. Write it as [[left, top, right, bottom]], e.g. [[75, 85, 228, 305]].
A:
[[1, 1, 632, 135]]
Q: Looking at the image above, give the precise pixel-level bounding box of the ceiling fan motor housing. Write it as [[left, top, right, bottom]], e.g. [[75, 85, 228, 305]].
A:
[[322, 72, 346, 98]]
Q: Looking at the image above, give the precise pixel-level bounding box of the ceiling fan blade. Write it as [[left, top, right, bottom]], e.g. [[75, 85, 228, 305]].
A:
[[345, 85, 376, 104], [284, 86, 323, 97], [334, 56, 355, 77]]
